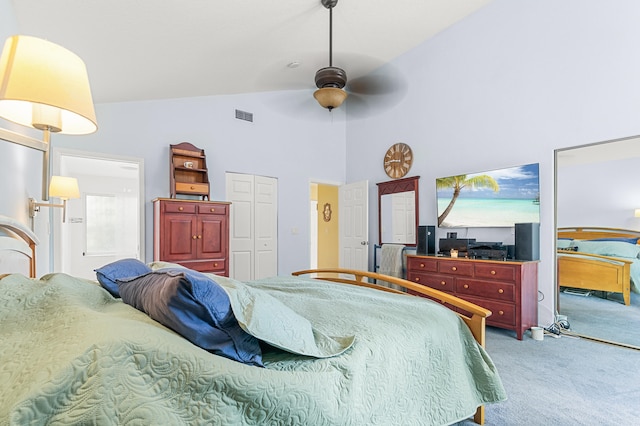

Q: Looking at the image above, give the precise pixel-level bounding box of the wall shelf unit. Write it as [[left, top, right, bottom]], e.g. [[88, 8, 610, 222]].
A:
[[170, 142, 210, 200]]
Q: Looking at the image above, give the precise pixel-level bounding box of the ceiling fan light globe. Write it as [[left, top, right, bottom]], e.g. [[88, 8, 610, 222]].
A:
[[314, 87, 347, 110]]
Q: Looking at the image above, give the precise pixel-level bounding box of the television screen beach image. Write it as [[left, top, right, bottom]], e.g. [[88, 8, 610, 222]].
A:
[[436, 163, 540, 228]]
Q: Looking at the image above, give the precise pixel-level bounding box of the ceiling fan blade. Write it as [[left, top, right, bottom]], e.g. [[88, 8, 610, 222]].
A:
[[344, 63, 408, 118]]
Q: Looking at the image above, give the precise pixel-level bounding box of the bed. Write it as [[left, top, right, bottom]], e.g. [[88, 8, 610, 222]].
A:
[[557, 227, 640, 306], [0, 216, 505, 425]]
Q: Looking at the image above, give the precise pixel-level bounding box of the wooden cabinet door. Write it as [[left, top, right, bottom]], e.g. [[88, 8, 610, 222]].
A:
[[163, 213, 197, 261], [196, 203, 228, 260], [198, 215, 226, 259]]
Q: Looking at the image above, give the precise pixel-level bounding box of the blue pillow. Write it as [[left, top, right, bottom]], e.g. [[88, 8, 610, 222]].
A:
[[95, 258, 151, 297], [574, 240, 640, 259], [557, 238, 573, 249], [117, 268, 263, 366], [589, 237, 639, 245]]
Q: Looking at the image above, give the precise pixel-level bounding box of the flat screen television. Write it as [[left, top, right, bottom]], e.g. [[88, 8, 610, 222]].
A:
[[436, 163, 540, 228]]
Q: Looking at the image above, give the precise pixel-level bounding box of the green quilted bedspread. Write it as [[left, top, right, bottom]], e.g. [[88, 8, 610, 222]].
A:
[[0, 272, 505, 425]]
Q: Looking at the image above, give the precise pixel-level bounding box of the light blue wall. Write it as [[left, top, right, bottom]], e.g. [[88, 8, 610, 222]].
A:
[[345, 0, 640, 324], [558, 156, 640, 230], [52, 93, 347, 275]]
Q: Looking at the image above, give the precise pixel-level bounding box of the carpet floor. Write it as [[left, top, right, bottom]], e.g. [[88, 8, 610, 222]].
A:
[[455, 326, 640, 425], [558, 290, 640, 348]]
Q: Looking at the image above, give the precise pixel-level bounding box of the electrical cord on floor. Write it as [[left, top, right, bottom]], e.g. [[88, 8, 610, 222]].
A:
[[557, 318, 571, 330], [545, 318, 571, 336], [545, 323, 561, 335]]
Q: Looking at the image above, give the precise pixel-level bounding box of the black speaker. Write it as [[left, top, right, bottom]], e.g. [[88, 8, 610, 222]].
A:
[[505, 244, 516, 260], [417, 225, 436, 255], [515, 223, 540, 261]]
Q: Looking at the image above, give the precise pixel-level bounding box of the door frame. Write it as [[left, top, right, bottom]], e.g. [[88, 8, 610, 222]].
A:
[[51, 147, 145, 273]]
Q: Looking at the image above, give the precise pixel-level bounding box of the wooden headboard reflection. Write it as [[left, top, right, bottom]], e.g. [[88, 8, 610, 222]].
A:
[[557, 227, 640, 243], [0, 216, 38, 278]]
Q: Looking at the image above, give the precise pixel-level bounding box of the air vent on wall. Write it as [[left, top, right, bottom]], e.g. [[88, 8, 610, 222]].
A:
[[235, 109, 253, 122]]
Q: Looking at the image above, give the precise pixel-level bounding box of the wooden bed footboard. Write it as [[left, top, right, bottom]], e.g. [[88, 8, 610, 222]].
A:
[[557, 227, 640, 306], [557, 251, 632, 306], [292, 268, 493, 425]]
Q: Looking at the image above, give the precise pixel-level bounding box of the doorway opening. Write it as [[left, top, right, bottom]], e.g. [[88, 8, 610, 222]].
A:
[[310, 182, 340, 270], [310, 180, 369, 271], [52, 148, 144, 279]]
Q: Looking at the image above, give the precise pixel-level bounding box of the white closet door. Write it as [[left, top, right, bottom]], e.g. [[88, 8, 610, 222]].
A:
[[339, 180, 369, 270], [226, 173, 277, 281], [226, 173, 255, 281], [254, 175, 278, 279]]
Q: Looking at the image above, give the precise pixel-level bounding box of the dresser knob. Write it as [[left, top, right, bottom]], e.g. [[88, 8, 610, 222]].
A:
[[420, 263, 425, 268], [463, 284, 469, 289], [210, 208, 215, 212], [192, 235, 197, 239], [441, 281, 446, 286], [415, 277, 420, 282], [214, 263, 218, 267], [451, 266, 457, 271], [198, 235, 202, 239], [498, 289, 504, 294], [498, 310, 504, 315], [491, 270, 496, 275], [179, 207, 184, 211], [190, 186, 195, 190]]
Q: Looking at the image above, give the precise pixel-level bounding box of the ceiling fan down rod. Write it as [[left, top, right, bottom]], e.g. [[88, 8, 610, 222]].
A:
[[329, 6, 333, 66], [321, 0, 338, 67]]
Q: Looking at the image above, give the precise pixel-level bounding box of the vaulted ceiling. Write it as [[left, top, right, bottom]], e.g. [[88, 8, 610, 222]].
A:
[[9, 0, 493, 104]]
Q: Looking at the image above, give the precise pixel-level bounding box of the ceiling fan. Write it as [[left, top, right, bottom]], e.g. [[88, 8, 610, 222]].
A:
[[313, 0, 348, 110], [311, 0, 407, 114]]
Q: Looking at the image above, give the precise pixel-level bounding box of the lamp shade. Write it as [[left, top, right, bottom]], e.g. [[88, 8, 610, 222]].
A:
[[313, 87, 348, 110], [0, 35, 97, 135], [635, 209, 640, 218], [49, 176, 80, 200]]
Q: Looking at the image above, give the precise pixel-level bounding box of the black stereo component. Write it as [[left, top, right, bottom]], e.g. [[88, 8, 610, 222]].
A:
[[417, 225, 436, 255], [515, 222, 540, 261], [469, 247, 508, 260], [468, 242, 508, 260], [438, 238, 476, 256]]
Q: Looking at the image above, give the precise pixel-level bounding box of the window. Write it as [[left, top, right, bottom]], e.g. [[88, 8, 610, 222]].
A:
[[85, 194, 116, 254]]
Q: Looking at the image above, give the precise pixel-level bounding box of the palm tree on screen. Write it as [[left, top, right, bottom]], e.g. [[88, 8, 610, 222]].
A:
[[436, 175, 500, 226]]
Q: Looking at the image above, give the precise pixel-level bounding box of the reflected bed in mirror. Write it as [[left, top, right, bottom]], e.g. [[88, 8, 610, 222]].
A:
[[555, 136, 640, 349], [377, 176, 419, 246]]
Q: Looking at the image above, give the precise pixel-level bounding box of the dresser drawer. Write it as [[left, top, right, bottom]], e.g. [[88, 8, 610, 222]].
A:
[[438, 260, 473, 277], [163, 201, 196, 214], [407, 257, 438, 273], [198, 204, 227, 215], [474, 263, 516, 282], [461, 296, 516, 327], [456, 278, 515, 302], [409, 273, 454, 293], [176, 259, 227, 275], [175, 182, 210, 195]]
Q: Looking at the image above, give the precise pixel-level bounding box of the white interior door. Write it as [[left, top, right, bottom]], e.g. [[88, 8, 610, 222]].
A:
[[226, 173, 255, 281], [226, 172, 278, 281], [53, 150, 144, 280], [254, 175, 277, 279], [391, 191, 416, 243], [339, 180, 369, 270]]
